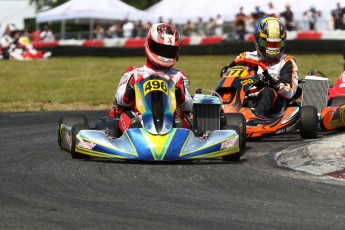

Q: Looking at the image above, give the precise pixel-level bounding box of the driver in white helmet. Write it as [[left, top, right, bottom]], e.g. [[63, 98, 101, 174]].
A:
[[221, 16, 299, 117], [110, 23, 193, 131], [0, 23, 19, 59]]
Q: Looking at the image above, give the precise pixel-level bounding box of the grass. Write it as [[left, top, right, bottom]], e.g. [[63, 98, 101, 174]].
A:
[[0, 55, 344, 112]]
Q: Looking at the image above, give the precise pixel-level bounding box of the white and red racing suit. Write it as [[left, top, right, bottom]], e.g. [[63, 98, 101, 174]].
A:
[[235, 51, 299, 116], [111, 60, 193, 131]]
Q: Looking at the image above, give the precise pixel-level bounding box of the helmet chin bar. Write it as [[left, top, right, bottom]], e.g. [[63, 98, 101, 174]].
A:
[[265, 49, 281, 60]]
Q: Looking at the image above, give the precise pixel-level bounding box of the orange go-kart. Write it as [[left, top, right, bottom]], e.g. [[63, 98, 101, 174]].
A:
[[215, 58, 318, 139]]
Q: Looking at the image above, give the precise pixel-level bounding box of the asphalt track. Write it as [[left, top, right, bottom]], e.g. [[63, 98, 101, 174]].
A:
[[0, 110, 344, 230]]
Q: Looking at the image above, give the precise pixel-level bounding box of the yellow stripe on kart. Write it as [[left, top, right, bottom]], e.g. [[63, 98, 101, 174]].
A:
[[140, 128, 176, 160], [77, 133, 138, 156], [179, 133, 238, 157]]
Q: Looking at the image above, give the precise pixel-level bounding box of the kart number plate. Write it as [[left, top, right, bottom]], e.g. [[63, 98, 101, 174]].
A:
[[144, 79, 168, 95], [226, 66, 249, 78]]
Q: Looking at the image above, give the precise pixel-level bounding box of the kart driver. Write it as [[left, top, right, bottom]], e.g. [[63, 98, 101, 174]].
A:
[[110, 23, 193, 132], [221, 16, 299, 117], [0, 23, 19, 59]]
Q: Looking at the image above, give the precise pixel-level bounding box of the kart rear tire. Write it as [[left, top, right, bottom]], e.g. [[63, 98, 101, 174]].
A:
[[221, 125, 243, 162], [224, 113, 247, 150], [71, 124, 91, 159], [58, 114, 88, 148], [328, 96, 345, 106], [299, 106, 318, 139]]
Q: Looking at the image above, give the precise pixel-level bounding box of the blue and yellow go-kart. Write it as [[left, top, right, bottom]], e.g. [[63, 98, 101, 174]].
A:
[[58, 73, 246, 161]]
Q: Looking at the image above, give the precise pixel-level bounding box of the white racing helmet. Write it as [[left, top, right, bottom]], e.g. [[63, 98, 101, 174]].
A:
[[145, 23, 181, 68]]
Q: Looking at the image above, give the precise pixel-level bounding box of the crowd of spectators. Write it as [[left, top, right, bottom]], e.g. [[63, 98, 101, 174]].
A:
[[2, 2, 344, 43], [89, 2, 345, 41]]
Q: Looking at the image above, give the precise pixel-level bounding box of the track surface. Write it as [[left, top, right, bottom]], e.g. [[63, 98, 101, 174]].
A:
[[0, 111, 344, 230]]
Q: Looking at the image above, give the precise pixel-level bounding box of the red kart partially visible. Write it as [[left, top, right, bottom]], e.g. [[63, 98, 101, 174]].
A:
[[319, 70, 345, 131]]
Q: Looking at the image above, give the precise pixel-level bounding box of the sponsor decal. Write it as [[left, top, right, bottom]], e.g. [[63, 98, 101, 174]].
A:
[[65, 132, 72, 146], [220, 139, 236, 149], [77, 141, 96, 150]]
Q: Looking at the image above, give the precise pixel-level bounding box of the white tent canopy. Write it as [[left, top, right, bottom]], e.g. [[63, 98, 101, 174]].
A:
[[0, 0, 36, 34], [146, 0, 340, 31], [36, 0, 153, 23]]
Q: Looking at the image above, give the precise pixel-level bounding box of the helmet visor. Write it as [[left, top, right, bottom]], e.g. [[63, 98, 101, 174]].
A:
[[148, 37, 179, 59], [258, 37, 285, 49]]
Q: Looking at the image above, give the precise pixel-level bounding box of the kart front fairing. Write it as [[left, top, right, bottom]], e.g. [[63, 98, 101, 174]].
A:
[[70, 73, 240, 160]]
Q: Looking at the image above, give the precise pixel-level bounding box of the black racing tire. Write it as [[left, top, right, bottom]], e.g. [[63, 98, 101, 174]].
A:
[[58, 114, 88, 148], [71, 124, 91, 159], [221, 125, 243, 162], [328, 96, 345, 106], [224, 113, 247, 150], [299, 106, 318, 139]]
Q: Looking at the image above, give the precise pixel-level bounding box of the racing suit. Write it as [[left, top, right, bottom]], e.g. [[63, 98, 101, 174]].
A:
[[111, 59, 193, 131], [234, 51, 299, 116], [0, 33, 16, 59]]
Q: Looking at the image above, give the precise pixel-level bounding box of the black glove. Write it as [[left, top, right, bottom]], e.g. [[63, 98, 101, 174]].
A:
[[175, 87, 185, 104], [125, 83, 135, 100], [219, 66, 229, 78], [175, 87, 182, 101], [258, 73, 277, 88]]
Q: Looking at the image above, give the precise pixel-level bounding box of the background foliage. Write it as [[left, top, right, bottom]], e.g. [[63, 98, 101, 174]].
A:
[[29, 0, 160, 11]]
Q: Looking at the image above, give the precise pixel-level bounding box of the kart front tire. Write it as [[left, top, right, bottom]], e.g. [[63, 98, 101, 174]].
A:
[[221, 125, 243, 162], [71, 124, 91, 159], [224, 113, 247, 150], [299, 106, 318, 139], [58, 114, 88, 148]]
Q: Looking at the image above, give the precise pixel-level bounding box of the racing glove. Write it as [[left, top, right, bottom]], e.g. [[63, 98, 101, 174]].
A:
[[219, 66, 230, 78], [175, 86, 185, 105], [257, 73, 278, 89], [125, 83, 135, 100]]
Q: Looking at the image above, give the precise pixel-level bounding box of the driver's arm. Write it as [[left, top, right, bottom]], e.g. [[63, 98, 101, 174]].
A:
[[277, 57, 299, 99]]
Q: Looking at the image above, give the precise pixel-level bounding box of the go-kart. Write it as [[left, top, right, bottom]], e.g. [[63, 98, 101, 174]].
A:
[[9, 36, 51, 60], [58, 72, 246, 161], [305, 70, 345, 131], [215, 58, 318, 139]]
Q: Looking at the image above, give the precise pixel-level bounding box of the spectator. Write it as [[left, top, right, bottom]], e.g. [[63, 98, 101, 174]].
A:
[[266, 2, 279, 18], [94, 24, 105, 39], [215, 14, 224, 36], [280, 4, 295, 31], [195, 17, 206, 36], [303, 6, 322, 31], [183, 20, 195, 36], [167, 19, 175, 27], [39, 25, 55, 41], [331, 2, 345, 30], [122, 20, 135, 38], [205, 17, 216, 36], [134, 20, 145, 38], [233, 7, 247, 41], [30, 28, 41, 42], [107, 21, 123, 38], [252, 5, 265, 24]]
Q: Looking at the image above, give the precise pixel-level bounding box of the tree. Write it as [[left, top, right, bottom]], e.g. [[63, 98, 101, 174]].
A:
[[29, 0, 70, 12], [122, 0, 160, 10], [29, 0, 160, 11]]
